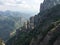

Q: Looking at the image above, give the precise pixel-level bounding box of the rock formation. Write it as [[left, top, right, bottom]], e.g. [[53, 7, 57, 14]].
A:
[[5, 0, 60, 45], [30, 4, 60, 45], [40, 0, 60, 12]]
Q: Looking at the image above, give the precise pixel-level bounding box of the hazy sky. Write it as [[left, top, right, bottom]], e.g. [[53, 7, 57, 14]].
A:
[[0, 0, 44, 13]]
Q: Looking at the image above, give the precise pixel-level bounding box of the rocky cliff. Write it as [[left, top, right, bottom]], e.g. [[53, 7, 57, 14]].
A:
[[6, 4, 60, 45], [40, 0, 60, 12], [30, 4, 60, 45], [5, 0, 60, 45]]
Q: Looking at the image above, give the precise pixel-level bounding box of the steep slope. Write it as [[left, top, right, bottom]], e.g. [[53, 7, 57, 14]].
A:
[[6, 4, 60, 45], [0, 11, 28, 41], [40, 0, 60, 12], [30, 4, 60, 45], [0, 16, 15, 41]]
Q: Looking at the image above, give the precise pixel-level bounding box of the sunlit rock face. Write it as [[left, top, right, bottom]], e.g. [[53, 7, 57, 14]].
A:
[[40, 0, 60, 12]]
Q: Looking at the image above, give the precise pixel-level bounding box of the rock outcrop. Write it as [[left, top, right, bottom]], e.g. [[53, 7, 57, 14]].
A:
[[40, 0, 60, 12], [5, 0, 60, 45], [30, 4, 60, 45]]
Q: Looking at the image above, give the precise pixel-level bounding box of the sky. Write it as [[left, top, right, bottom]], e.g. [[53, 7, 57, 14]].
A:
[[0, 0, 44, 14]]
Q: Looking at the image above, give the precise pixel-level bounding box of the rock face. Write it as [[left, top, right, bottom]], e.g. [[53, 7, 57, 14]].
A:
[[40, 0, 60, 12], [54, 36, 60, 45], [30, 4, 60, 45], [40, 24, 60, 45], [5, 1, 60, 45], [34, 0, 60, 28], [34, 15, 39, 28]]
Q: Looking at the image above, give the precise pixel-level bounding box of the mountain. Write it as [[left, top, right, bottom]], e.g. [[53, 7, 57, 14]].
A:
[[0, 10, 32, 19], [30, 4, 60, 45], [0, 11, 31, 41], [6, 4, 60, 45], [40, 0, 60, 12], [5, 0, 60, 45]]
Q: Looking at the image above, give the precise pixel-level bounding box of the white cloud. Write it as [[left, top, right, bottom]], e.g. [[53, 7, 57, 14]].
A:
[[0, 0, 44, 13]]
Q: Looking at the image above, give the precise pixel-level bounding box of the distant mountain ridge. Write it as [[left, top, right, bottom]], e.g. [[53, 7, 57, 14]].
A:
[[0, 10, 32, 19], [0, 10, 31, 41], [6, 4, 60, 45]]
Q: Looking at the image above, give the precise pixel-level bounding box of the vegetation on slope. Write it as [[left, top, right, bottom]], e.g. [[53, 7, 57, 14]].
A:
[[6, 4, 60, 45]]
